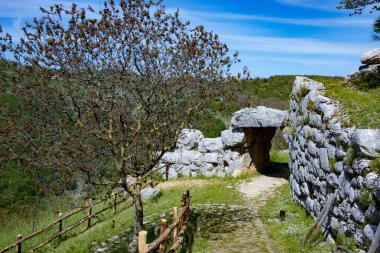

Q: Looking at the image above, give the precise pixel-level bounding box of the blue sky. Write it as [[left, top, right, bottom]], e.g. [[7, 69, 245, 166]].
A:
[[0, 0, 379, 77]]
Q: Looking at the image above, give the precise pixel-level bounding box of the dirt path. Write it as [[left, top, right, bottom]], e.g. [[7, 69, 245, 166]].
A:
[[239, 175, 288, 207], [203, 174, 288, 253]]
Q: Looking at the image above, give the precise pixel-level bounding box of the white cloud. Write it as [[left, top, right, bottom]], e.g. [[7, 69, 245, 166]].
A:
[[0, 0, 96, 18], [176, 9, 372, 28], [275, 0, 339, 11], [221, 34, 372, 56]]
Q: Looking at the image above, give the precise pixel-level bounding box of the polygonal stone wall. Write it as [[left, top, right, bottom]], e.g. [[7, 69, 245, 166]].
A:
[[284, 76, 380, 251]]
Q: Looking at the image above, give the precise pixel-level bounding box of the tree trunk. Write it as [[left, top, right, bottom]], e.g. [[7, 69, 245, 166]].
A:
[[128, 191, 144, 253], [132, 193, 144, 235]]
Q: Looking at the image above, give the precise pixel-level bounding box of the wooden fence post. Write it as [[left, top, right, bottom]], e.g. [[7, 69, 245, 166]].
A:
[[138, 231, 147, 253], [113, 194, 117, 214], [16, 234, 22, 253], [87, 199, 93, 229], [180, 193, 187, 229], [58, 212, 63, 244], [159, 219, 168, 253], [172, 207, 178, 243]]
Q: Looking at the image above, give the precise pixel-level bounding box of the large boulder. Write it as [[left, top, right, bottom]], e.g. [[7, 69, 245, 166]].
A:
[[231, 106, 288, 128], [221, 128, 246, 147], [353, 129, 380, 157], [361, 48, 380, 64], [176, 129, 203, 150], [199, 137, 224, 153]]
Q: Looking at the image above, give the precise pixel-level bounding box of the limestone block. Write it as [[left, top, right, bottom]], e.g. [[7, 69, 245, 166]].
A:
[[309, 112, 322, 128], [352, 158, 371, 174], [176, 128, 203, 150], [351, 204, 365, 224], [202, 152, 222, 164], [351, 176, 364, 189], [353, 129, 380, 157], [364, 172, 379, 189], [364, 224, 377, 244], [317, 103, 338, 121], [221, 128, 246, 147], [327, 173, 339, 188], [180, 150, 202, 165], [300, 182, 309, 196], [230, 106, 288, 128], [199, 137, 224, 153], [162, 151, 181, 164], [319, 148, 330, 172], [329, 217, 340, 236]]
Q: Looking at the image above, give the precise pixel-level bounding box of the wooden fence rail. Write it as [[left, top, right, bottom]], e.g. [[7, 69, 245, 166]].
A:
[[138, 190, 191, 253], [0, 170, 167, 253]]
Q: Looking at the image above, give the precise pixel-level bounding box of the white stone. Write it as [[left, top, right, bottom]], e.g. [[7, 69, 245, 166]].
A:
[[176, 128, 203, 150], [353, 129, 380, 157], [198, 137, 224, 153], [221, 128, 246, 147], [180, 150, 202, 165], [230, 106, 288, 128], [162, 151, 181, 164], [202, 152, 222, 164], [361, 48, 380, 64]]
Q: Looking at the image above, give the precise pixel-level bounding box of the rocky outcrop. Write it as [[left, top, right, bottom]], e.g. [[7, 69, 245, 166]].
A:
[[361, 48, 380, 65], [284, 76, 380, 251], [346, 48, 380, 81]]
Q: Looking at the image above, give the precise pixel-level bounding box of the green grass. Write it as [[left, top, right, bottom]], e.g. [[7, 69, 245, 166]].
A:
[[259, 184, 331, 253], [270, 149, 289, 164], [309, 75, 380, 129], [0, 176, 249, 253]]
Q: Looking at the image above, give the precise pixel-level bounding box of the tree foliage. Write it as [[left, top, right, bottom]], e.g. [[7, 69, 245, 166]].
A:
[[0, 0, 242, 249], [338, 0, 380, 40], [338, 0, 380, 14]]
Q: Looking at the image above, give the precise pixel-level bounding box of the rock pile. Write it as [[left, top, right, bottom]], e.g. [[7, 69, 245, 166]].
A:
[[346, 48, 380, 81]]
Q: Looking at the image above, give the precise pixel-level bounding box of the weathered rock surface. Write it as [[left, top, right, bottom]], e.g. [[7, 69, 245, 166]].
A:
[[361, 48, 380, 64], [284, 76, 380, 252], [221, 128, 246, 147], [199, 137, 224, 153], [231, 106, 288, 128], [176, 128, 203, 150], [353, 129, 380, 157]]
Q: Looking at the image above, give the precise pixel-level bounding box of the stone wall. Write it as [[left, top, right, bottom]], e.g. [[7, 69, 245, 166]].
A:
[[158, 128, 253, 179], [158, 106, 288, 178], [284, 76, 380, 250]]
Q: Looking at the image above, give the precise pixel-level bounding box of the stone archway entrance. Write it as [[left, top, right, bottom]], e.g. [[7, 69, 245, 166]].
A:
[[230, 106, 288, 173]]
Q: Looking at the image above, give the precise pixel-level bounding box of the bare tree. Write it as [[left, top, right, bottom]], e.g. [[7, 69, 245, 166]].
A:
[[0, 0, 242, 251]]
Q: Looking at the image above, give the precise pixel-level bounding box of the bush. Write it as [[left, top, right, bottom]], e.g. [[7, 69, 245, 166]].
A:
[[350, 72, 380, 90], [193, 114, 227, 138]]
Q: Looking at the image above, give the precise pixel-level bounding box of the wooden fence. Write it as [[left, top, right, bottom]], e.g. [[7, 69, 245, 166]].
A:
[[0, 172, 165, 253], [138, 190, 191, 253], [0, 188, 132, 253]]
